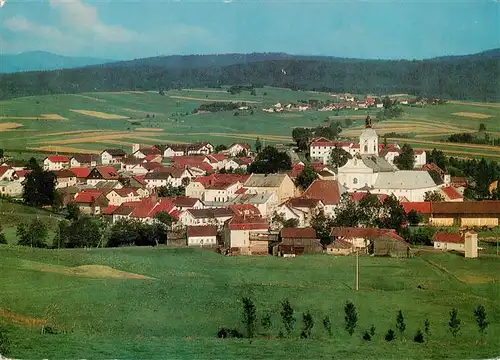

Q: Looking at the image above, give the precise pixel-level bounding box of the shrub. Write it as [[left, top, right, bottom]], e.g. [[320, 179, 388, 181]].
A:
[[322, 315, 332, 337], [280, 299, 295, 336], [385, 329, 396, 342], [362, 330, 372, 341], [217, 327, 243, 339], [414, 330, 424, 343], [300, 311, 314, 339], [0, 327, 10, 356]]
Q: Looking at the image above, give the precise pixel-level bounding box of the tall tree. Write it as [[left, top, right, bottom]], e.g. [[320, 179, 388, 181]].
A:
[[17, 218, 48, 248], [394, 144, 415, 170], [255, 138, 262, 153], [344, 301, 358, 336], [378, 195, 407, 233], [332, 193, 360, 227], [280, 299, 296, 336], [292, 128, 312, 151], [300, 311, 314, 339], [473, 305, 488, 341], [424, 190, 445, 202], [22, 167, 57, 206], [310, 210, 334, 246], [248, 146, 292, 174], [396, 310, 406, 340], [241, 297, 257, 339], [427, 148, 448, 170], [328, 146, 352, 168], [448, 308, 461, 337], [295, 165, 318, 190], [55, 216, 105, 248], [0, 224, 7, 245]]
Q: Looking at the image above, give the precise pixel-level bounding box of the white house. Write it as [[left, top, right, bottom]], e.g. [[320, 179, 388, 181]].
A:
[[53, 170, 77, 189], [179, 208, 234, 227], [70, 155, 98, 168], [105, 188, 142, 206], [186, 226, 218, 246], [223, 216, 269, 254], [163, 144, 186, 158], [414, 149, 427, 168], [226, 143, 251, 157], [227, 192, 278, 218], [101, 149, 126, 165], [43, 156, 70, 171], [0, 181, 23, 197], [433, 232, 465, 251], [0, 166, 15, 181]]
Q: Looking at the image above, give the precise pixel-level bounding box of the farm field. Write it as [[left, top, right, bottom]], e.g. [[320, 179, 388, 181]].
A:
[[0, 246, 498, 359], [0, 87, 499, 160]]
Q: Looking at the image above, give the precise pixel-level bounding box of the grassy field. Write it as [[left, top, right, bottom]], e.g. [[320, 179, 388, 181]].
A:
[[0, 246, 499, 359], [0, 87, 499, 160]]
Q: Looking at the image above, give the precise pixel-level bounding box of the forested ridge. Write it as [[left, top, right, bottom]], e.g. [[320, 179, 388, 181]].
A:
[[0, 50, 498, 101]]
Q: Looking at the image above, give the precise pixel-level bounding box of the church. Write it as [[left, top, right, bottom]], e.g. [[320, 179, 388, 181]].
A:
[[336, 117, 444, 202]]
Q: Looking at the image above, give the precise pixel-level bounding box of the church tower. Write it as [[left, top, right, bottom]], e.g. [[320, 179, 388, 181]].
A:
[[359, 116, 378, 156]]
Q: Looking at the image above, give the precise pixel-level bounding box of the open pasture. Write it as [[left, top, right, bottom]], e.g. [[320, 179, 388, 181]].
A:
[[0, 88, 498, 159], [0, 246, 498, 359]]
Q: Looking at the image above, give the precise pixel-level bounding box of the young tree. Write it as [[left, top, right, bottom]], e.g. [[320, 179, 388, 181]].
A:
[[344, 301, 358, 336], [473, 305, 488, 340], [241, 297, 257, 339], [370, 324, 376, 337], [300, 311, 314, 339], [322, 315, 332, 337], [448, 308, 461, 337], [393, 144, 415, 170], [362, 330, 372, 341], [65, 203, 81, 221], [396, 310, 406, 340], [424, 318, 431, 336], [295, 164, 318, 191], [414, 330, 424, 343], [215, 144, 228, 152], [385, 329, 396, 342], [255, 138, 262, 153], [280, 299, 295, 336], [0, 224, 7, 245], [0, 327, 10, 356], [424, 190, 445, 202], [478, 123, 486, 132], [261, 312, 272, 333], [328, 146, 352, 168]]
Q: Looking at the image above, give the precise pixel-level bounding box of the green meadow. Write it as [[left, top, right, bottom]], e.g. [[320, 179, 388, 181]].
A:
[[0, 246, 499, 359], [0, 87, 498, 159]]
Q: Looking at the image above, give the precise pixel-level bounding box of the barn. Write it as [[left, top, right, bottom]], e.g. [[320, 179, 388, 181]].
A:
[[371, 232, 410, 258]]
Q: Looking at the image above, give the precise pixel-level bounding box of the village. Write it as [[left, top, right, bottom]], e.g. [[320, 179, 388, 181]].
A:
[[0, 122, 496, 258]]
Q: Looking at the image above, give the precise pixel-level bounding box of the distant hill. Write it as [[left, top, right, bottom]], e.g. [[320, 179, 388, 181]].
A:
[[431, 48, 500, 61], [0, 49, 498, 101], [0, 51, 114, 73]]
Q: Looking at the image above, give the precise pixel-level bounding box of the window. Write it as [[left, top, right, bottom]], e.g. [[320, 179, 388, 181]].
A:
[[353, 178, 358, 184], [364, 145, 368, 152]]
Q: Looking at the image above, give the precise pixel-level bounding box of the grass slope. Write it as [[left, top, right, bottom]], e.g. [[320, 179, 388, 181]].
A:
[[0, 88, 499, 159], [0, 246, 498, 359]]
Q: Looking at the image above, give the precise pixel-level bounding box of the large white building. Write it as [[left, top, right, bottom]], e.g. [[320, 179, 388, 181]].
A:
[[337, 120, 441, 202]]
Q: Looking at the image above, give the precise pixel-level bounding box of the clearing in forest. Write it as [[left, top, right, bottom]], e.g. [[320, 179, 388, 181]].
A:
[[69, 110, 129, 119]]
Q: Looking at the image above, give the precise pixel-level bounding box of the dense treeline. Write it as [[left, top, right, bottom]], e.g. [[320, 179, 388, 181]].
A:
[[194, 102, 242, 113], [0, 55, 498, 100], [447, 133, 500, 146]]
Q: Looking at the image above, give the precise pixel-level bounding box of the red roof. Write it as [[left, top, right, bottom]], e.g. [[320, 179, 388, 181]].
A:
[[91, 166, 120, 180], [441, 186, 463, 201], [192, 174, 216, 187], [230, 204, 261, 217], [288, 164, 305, 178], [187, 226, 217, 237], [433, 232, 463, 244], [235, 187, 247, 194], [0, 166, 12, 178], [400, 202, 431, 214], [46, 155, 69, 163], [229, 143, 251, 150], [330, 227, 395, 238], [287, 197, 322, 208], [302, 179, 341, 205], [281, 227, 316, 239], [70, 167, 91, 178], [14, 169, 31, 178], [414, 149, 425, 155], [74, 189, 105, 203], [103, 205, 119, 215], [350, 192, 388, 203], [422, 163, 445, 176], [227, 216, 268, 230], [169, 209, 183, 221], [172, 196, 200, 208], [134, 175, 147, 185]]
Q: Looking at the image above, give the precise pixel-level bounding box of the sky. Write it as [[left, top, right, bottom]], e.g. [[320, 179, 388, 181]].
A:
[[0, 0, 499, 60]]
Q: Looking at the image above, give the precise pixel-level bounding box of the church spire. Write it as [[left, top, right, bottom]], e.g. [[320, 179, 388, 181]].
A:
[[365, 115, 372, 129]]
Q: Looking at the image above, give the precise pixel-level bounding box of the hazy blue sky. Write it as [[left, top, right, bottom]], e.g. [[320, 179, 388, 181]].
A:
[[0, 0, 498, 60]]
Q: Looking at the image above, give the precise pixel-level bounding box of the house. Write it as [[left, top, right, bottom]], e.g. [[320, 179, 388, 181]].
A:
[[105, 188, 142, 206], [185, 175, 214, 199], [171, 196, 204, 211], [440, 186, 464, 202], [101, 149, 127, 165], [53, 169, 77, 189], [226, 143, 251, 157], [226, 192, 278, 218], [73, 190, 109, 215], [202, 176, 247, 203], [414, 150, 427, 168], [325, 239, 354, 256], [401, 202, 432, 223], [179, 208, 234, 227], [132, 145, 161, 159], [70, 167, 91, 183], [422, 163, 446, 180], [205, 154, 228, 170], [275, 227, 322, 255], [111, 197, 175, 224], [87, 167, 120, 186], [274, 197, 324, 228], [309, 138, 357, 164], [70, 155, 98, 168], [43, 155, 70, 171], [0, 181, 23, 197], [432, 232, 464, 251], [0, 166, 15, 181], [429, 201, 500, 227], [13, 169, 31, 182], [243, 173, 296, 203], [186, 226, 218, 247], [130, 161, 165, 175], [330, 227, 396, 249], [223, 215, 269, 255], [187, 142, 214, 155], [163, 144, 188, 158], [224, 158, 252, 172], [371, 232, 410, 258], [144, 167, 194, 189], [301, 179, 345, 216]]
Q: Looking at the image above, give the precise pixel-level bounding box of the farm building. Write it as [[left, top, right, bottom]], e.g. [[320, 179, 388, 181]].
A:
[[371, 232, 410, 258], [325, 239, 354, 256], [70, 155, 98, 168], [432, 232, 464, 251], [101, 149, 127, 165], [330, 227, 393, 249], [186, 226, 218, 247], [429, 201, 500, 227], [86, 167, 120, 186], [274, 227, 322, 256], [223, 215, 269, 255]]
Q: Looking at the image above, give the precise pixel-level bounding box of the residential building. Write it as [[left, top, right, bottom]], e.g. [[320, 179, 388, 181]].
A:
[[371, 232, 410, 258], [43, 155, 70, 171], [0, 181, 23, 197], [432, 232, 464, 251], [73, 190, 109, 215], [226, 143, 251, 157], [186, 226, 218, 247], [243, 173, 296, 203], [440, 185, 464, 202], [429, 201, 500, 227], [53, 169, 77, 189], [0, 166, 14, 181], [87, 167, 120, 186], [179, 208, 234, 227], [223, 215, 269, 255], [275, 227, 322, 255], [132, 145, 161, 159], [101, 149, 127, 165], [70, 155, 98, 168], [301, 179, 345, 216]]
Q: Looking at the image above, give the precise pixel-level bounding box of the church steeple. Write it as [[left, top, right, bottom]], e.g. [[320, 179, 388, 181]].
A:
[[365, 115, 372, 129], [359, 116, 378, 156]]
